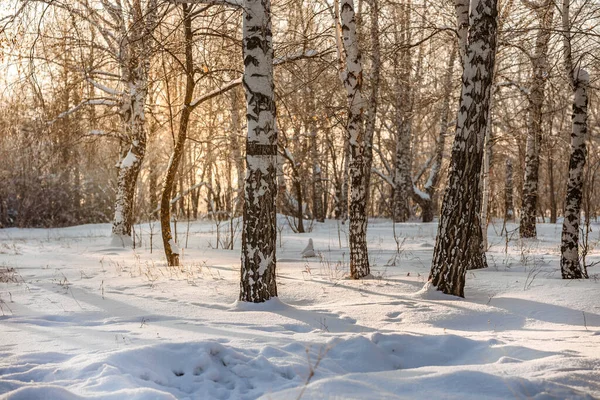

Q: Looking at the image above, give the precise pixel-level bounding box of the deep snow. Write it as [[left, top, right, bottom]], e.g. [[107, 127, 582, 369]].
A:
[[0, 218, 599, 399]]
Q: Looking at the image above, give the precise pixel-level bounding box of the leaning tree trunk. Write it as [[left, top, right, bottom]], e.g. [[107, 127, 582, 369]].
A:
[[429, 0, 497, 297], [519, 3, 553, 239], [112, 120, 145, 246], [560, 71, 589, 279], [239, 0, 278, 302], [338, 0, 370, 279], [160, 4, 195, 267], [111, 0, 156, 246]]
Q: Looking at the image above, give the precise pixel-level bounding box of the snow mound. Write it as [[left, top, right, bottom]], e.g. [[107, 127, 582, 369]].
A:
[[301, 238, 316, 258], [1, 342, 302, 400], [413, 282, 462, 300], [264, 368, 595, 400], [2, 333, 591, 400]]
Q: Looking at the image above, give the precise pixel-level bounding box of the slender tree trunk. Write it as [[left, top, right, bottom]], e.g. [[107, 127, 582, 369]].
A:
[[307, 87, 325, 223], [481, 92, 494, 249], [310, 133, 325, 223], [560, 69, 590, 278], [160, 4, 195, 267], [338, 0, 370, 278], [363, 0, 381, 202], [239, 0, 278, 302], [429, 0, 497, 297], [229, 90, 245, 217], [392, 1, 413, 223], [548, 148, 557, 223], [393, 118, 412, 222], [519, 3, 553, 239], [293, 168, 305, 233], [505, 158, 514, 221]]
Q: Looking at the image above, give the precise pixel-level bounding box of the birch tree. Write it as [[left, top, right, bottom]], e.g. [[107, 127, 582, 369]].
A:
[[336, 0, 370, 279], [429, 0, 498, 297], [239, 0, 279, 301], [519, 0, 554, 239], [392, 1, 413, 223], [560, 0, 589, 279], [108, 0, 157, 245]]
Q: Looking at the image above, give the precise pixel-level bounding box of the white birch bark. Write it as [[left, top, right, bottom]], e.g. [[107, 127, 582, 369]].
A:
[[455, 0, 470, 66], [519, 2, 553, 239], [560, 0, 589, 279], [429, 0, 497, 297], [480, 106, 492, 250], [111, 0, 157, 246], [560, 70, 589, 279], [239, 0, 279, 301], [338, 0, 370, 278], [363, 0, 381, 201], [392, 0, 413, 223]]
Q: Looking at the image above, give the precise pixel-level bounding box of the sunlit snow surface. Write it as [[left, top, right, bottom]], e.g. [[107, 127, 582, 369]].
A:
[[0, 218, 599, 399]]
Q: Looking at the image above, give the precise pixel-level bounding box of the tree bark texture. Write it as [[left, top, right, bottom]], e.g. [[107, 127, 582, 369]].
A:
[[363, 0, 381, 202], [339, 0, 370, 279], [239, 0, 279, 302], [111, 0, 156, 245], [560, 70, 589, 279], [429, 0, 497, 297], [519, 3, 553, 238], [392, 1, 413, 223]]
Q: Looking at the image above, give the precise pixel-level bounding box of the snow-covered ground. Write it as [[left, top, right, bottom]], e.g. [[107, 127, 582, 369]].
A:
[[0, 218, 599, 399]]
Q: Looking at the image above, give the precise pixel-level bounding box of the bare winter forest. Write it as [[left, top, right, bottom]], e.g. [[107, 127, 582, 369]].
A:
[[0, 0, 600, 398]]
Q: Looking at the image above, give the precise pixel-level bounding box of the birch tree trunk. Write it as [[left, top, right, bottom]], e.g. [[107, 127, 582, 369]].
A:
[[519, 3, 553, 239], [429, 0, 497, 297], [111, 0, 156, 246], [239, 0, 279, 302], [392, 1, 413, 223], [307, 86, 325, 223], [560, 0, 589, 280], [160, 4, 195, 267], [338, 0, 370, 279], [481, 93, 494, 249], [560, 71, 589, 279], [363, 0, 381, 201]]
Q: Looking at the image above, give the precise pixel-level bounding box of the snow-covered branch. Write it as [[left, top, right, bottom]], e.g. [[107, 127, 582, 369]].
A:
[[48, 98, 118, 125], [86, 77, 122, 96], [371, 168, 394, 186]]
